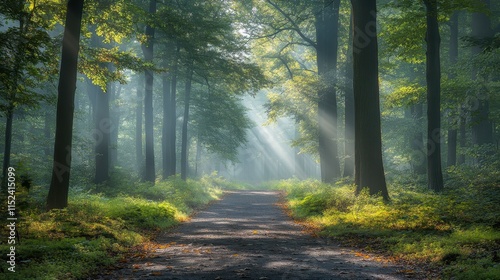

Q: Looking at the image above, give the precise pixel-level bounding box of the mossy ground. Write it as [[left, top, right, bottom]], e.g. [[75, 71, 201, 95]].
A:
[[0, 172, 227, 280], [270, 165, 500, 280]]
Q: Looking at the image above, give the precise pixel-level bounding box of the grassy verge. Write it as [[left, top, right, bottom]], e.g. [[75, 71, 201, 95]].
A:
[[0, 172, 224, 280], [273, 168, 500, 280]]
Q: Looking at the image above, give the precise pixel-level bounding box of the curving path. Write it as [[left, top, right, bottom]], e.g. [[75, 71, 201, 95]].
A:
[[96, 191, 410, 280]]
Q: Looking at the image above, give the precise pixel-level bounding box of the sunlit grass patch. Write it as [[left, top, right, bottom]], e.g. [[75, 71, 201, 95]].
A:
[[273, 176, 500, 280], [0, 173, 226, 279]]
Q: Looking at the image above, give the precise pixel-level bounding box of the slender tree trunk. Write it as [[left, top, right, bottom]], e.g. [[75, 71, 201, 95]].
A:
[[162, 59, 172, 179], [471, 1, 494, 152], [90, 32, 110, 185], [168, 46, 179, 176], [181, 66, 193, 181], [411, 103, 426, 174], [343, 13, 354, 178], [424, 0, 444, 192], [141, 0, 157, 183], [110, 83, 120, 167], [135, 76, 144, 175], [351, 0, 388, 199], [316, 0, 341, 183], [294, 124, 306, 179], [2, 15, 23, 189], [44, 109, 52, 157], [94, 80, 110, 185], [46, 0, 84, 210], [195, 134, 202, 177], [447, 11, 459, 167], [458, 114, 466, 164], [2, 109, 14, 190]]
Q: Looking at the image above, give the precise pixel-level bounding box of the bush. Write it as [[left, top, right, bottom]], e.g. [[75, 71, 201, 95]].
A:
[[276, 172, 500, 280]]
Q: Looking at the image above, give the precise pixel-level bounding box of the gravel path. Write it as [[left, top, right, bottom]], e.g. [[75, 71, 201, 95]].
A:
[[97, 191, 410, 279]]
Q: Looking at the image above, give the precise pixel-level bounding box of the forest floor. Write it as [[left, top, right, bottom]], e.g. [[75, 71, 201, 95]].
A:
[[93, 191, 415, 280]]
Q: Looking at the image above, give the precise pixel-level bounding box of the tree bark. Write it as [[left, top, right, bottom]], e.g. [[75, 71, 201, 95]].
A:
[[169, 46, 179, 176], [162, 44, 178, 179], [2, 109, 14, 190], [447, 11, 459, 167], [44, 109, 52, 157], [141, 0, 157, 183], [90, 32, 110, 185], [46, 0, 84, 210], [316, 0, 341, 183], [181, 66, 194, 181], [410, 103, 426, 174], [110, 82, 121, 167], [471, 0, 494, 150], [94, 81, 110, 185], [343, 13, 354, 178], [162, 59, 172, 179], [424, 0, 444, 192], [458, 114, 466, 164], [351, 0, 388, 199], [135, 76, 144, 175]]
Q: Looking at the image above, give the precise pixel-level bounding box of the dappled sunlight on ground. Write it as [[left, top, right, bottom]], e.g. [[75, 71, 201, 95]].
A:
[[95, 191, 409, 279]]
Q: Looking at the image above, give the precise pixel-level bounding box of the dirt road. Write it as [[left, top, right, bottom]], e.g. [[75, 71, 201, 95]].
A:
[[96, 191, 409, 279]]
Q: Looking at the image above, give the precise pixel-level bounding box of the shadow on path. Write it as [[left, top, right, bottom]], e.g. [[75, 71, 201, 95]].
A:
[[96, 191, 409, 279]]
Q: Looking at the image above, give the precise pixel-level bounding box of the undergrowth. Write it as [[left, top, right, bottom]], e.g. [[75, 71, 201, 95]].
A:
[[274, 165, 500, 280], [0, 172, 224, 280]]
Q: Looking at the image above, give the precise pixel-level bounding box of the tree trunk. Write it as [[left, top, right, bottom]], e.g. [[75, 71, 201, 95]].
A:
[[180, 66, 193, 181], [1, 109, 14, 190], [195, 134, 202, 177], [294, 124, 306, 179], [135, 76, 144, 175], [424, 0, 444, 192], [351, 0, 388, 199], [471, 1, 494, 151], [316, 0, 341, 183], [458, 113, 466, 164], [44, 109, 52, 157], [343, 13, 354, 178], [169, 46, 179, 176], [447, 11, 459, 167], [410, 103, 426, 174], [94, 80, 110, 185], [46, 0, 84, 210], [90, 32, 110, 185], [162, 60, 172, 179], [110, 82, 121, 167], [141, 0, 157, 183]]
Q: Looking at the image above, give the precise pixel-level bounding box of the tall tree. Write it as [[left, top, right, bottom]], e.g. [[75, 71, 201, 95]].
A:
[[423, 0, 444, 191], [343, 13, 354, 178], [351, 0, 389, 199], [46, 0, 85, 210], [141, 0, 156, 183], [89, 33, 110, 185], [1, 0, 54, 189], [162, 43, 178, 179], [447, 11, 459, 167], [263, 0, 342, 182], [471, 0, 494, 150], [180, 65, 193, 181], [135, 76, 144, 174], [315, 0, 342, 183]]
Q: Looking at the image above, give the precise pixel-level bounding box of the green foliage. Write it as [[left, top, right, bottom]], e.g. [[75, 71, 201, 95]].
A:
[[0, 175, 225, 279], [274, 169, 500, 279], [191, 89, 253, 162], [0, 0, 59, 115]]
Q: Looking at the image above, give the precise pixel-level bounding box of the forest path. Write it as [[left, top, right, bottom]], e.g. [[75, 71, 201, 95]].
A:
[[96, 191, 409, 279]]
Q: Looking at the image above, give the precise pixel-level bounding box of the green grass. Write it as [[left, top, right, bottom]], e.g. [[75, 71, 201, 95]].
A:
[[273, 169, 500, 280], [0, 173, 225, 280]]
